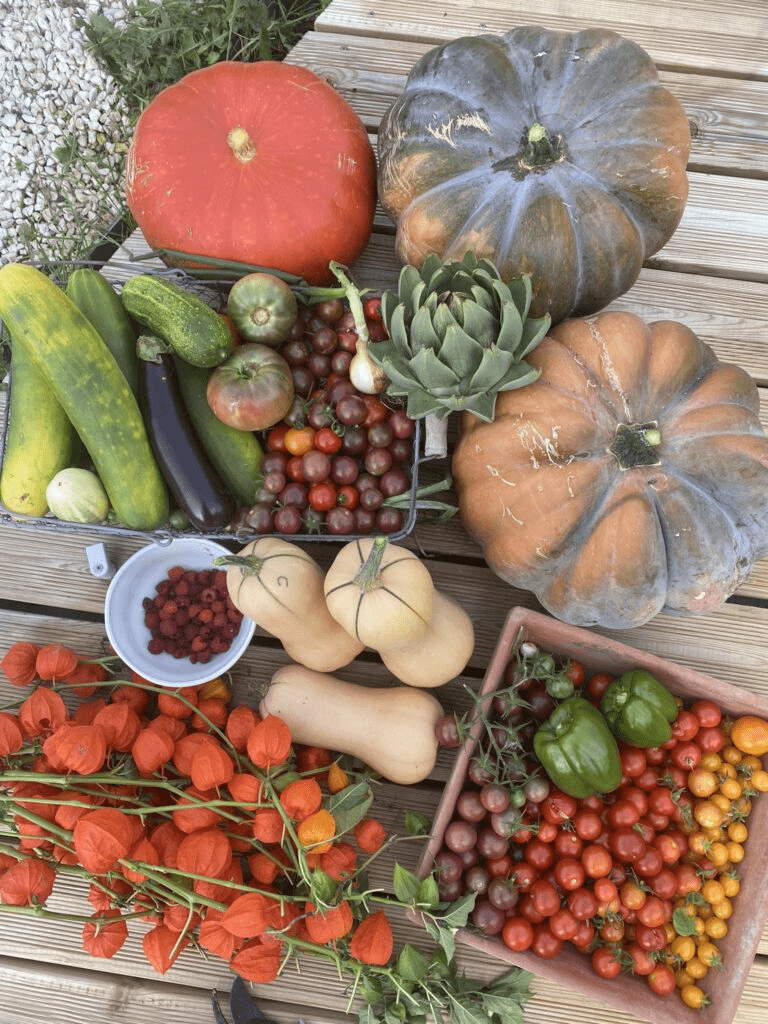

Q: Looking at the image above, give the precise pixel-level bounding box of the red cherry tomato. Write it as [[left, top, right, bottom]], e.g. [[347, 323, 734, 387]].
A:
[[690, 699, 722, 728], [591, 945, 622, 979], [501, 916, 534, 952], [586, 672, 614, 703], [531, 923, 563, 959], [314, 426, 343, 455]]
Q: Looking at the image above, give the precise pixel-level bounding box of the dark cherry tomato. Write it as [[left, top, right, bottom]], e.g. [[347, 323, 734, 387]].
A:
[[353, 507, 376, 533], [291, 365, 315, 396], [379, 467, 410, 498], [312, 299, 344, 325], [324, 506, 356, 535], [471, 897, 505, 936], [278, 481, 308, 509], [388, 408, 415, 439], [266, 423, 289, 452], [273, 505, 303, 534], [375, 507, 404, 533], [364, 447, 393, 476], [335, 394, 367, 425], [301, 449, 332, 482], [361, 394, 388, 426], [330, 454, 359, 486]]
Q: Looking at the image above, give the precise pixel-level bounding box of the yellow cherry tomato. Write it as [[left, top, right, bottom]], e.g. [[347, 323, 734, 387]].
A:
[[717, 762, 738, 780], [687, 768, 718, 798], [701, 879, 725, 904], [675, 967, 695, 990], [283, 425, 316, 457], [749, 769, 768, 792], [680, 983, 709, 1010], [720, 744, 743, 766], [720, 777, 742, 801], [707, 842, 731, 868], [741, 754, 762, 772], [687, 832, 711, 857], [704, 916, 729, 940], [693, 800, 724, 829], [730, 715, 768, 756], [700, 752, 722, 772], [669, 935, 696, 962], [710, 792, 732, 815], [726, 840, 745, 864], [686, 958, 708, 980], [696, 940, 722, 967], [719, 871, 741, 897], [711, 897, 733, 920]]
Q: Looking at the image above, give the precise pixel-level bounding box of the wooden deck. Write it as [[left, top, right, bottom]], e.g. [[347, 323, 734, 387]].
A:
[[1, 1, 768, 1021]]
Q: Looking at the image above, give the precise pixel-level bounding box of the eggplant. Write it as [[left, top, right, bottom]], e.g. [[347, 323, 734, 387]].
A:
[[137, 335, 235, 531]]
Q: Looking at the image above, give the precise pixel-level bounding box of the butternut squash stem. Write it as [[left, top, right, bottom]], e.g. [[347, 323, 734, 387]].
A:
[[352, 534, 389, 591], [213, 553, 264, 575]]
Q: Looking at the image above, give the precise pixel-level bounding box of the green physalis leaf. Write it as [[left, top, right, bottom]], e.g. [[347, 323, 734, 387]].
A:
[[403, 809, 431, 836], [328, 779, 373, 834], [392, 863, 421, 903], [397, 943, 429, 982], [416, 874, 440, 910], [440, 892, 476, 928]]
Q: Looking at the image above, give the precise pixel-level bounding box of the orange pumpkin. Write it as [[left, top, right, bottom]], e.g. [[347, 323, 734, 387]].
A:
[[452, 311, 768, 629], [125, 61, 377, 285]]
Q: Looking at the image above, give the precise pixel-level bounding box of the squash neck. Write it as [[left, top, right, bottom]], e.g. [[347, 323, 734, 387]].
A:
[[609, 422, 662, 469], [227, 126, 257, 163], [492, 122, 567, 177]]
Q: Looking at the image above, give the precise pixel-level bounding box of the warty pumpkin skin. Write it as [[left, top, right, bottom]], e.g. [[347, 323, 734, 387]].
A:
[[378, 27, 691, 323], [451, 311, 768, 630], [125, 61, 377, 285]]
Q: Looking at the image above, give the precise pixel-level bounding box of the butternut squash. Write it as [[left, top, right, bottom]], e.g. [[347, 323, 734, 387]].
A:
[[381, 591, 475, 688], [259, 663, 443, 785], [217, 538, 364, 672], [324, 536, 475, 687], [323, 535, 434, 650]]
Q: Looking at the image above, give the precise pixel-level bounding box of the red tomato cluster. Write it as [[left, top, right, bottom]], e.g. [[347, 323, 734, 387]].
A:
[[434, 660, 766, 1010], [236, 298, 416, 536]]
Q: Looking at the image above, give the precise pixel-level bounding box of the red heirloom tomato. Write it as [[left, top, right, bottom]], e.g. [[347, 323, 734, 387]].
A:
[[206, 344, 294, 431], [125, 61, 377, 284]]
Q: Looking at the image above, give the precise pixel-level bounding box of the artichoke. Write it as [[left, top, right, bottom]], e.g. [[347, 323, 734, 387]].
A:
[[370, 252, 551, 422]]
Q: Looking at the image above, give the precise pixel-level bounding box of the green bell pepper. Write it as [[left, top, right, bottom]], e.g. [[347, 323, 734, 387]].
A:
[[600, 669, 678, 748], [533, 696, 622, 799]]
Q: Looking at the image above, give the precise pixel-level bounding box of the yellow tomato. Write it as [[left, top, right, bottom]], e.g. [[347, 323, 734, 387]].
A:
[[199, 676, 231, 702], [719, 871, 741, 897], [707, 841, 730, 868], [749, 769, 768, 792], [686, 958, 708, 980], [720, 744, 743, 766], [709, 792, 732, 815], [711, 897, 733, 920], [741, 754, 762, 771], [669, 935, 696, 962], [717, 762, 738, 780], [730, 715, 768, 756], [702, 825, 724, 843], [701, 879, 725, 904], [693, 800, 724, 829], [680, 983, 709, 1010], [704, 916, 729, 940], [696, 940, 722, 967], [687, 768, 718, 798], [700, 752, 722, 772], [675, 967, 695, 989], [687, 831, 711, 856], [726, 840, 745, 864], [283, 425, 316, 457], [719, 777, 742, 801]]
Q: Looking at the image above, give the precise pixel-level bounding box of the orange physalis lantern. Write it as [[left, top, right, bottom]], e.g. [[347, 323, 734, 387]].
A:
[[1, 641, 40, 687], [190, 697, 229, 732], [0, 856, 57, 906], [175, 827, 233, 879], [147, 713, 188, 742], [251, 807, 284, 845], [303, 899, 354, 944], [131, 726, 175, 776], [0, 711, 23, 757], [353, 817, 387, 853], [172, 731, 218, 775], [122, 836, 160, 885], [227, 772, 264, 809], [225, 703, 260, 753], [35, 643, 78, 681], [92, 702, 142, 752], [157, 687, 199, 720], [142, 922, 189, 974], [349, 909, 394, 965], [149, 821, 187, 868], [172, 785, 223, 834], [73, 698, 108, 725], [198, 907, 243, 960], [54, 791, 100, 832], [320, 842, 358, 882], [110, 681, 152, 714], [190, 742, 235, 791], [230, 935, 282, 983], [193, 857, 243, 905], [72, 808, 135, 874], [18, 686, 68, 738], [279, 777, 323, 821], [296, 809, 336, 854], [82, 909, 129, 958], [220, 890, 276, 939], [246, 715, 291, 769], [163, 900, 201, 934], [62, 661, 109, 697], [42, 723, 107, 775]]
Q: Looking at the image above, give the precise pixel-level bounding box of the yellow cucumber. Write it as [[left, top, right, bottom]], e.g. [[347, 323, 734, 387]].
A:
[[0, 341, 79, 516], [66, 267, 139, 395], [0, 264, 169, 531]]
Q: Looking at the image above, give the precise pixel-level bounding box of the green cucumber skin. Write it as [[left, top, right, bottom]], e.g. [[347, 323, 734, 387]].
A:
[[0, 341, 78, 516], [0, 264, 169, 531], [66, 267, 139, 395], [173, 356, 263, 507], [121, 275, 234, 368]]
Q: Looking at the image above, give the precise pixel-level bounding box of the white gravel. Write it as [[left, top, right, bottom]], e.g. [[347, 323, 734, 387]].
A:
[[0, 0, 133, 264]]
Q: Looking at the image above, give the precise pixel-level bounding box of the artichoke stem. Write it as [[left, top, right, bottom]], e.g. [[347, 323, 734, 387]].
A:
[[424, 413, 449, 459]]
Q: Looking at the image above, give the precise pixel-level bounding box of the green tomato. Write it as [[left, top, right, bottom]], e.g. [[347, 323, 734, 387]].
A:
[[227, 271, 298, 346]]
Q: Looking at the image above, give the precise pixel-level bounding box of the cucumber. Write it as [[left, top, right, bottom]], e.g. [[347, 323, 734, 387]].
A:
[[173, 356, 263, 507], [0, 264, 169, 531], [66, 267, 139, 395], [120, 274, 235, 368], [0, 340, 79, 516]]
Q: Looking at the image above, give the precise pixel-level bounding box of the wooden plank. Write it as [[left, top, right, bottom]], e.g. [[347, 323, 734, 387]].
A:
[[314, 0, 768, 78], [286, 32, 768, 177]]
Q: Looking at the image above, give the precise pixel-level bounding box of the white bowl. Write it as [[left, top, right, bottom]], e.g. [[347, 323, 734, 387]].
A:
[[104, 537, 255, 688]]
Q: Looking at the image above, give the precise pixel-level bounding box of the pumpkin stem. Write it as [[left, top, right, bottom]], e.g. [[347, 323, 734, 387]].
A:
[[227, 126, 257, 163], [352, 535, 390, 592], [609, 422, 662, 469], [521, 123, 562, 168]]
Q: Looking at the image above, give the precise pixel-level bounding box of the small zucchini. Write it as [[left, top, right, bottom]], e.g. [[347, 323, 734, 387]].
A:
[[0, 340, 79, 516], [121, 274, 235, 367], [173, 356, 263, 507], [137, 335, 235, 531], [0, 263, 169, 531], [66, 267, 139, 395]]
